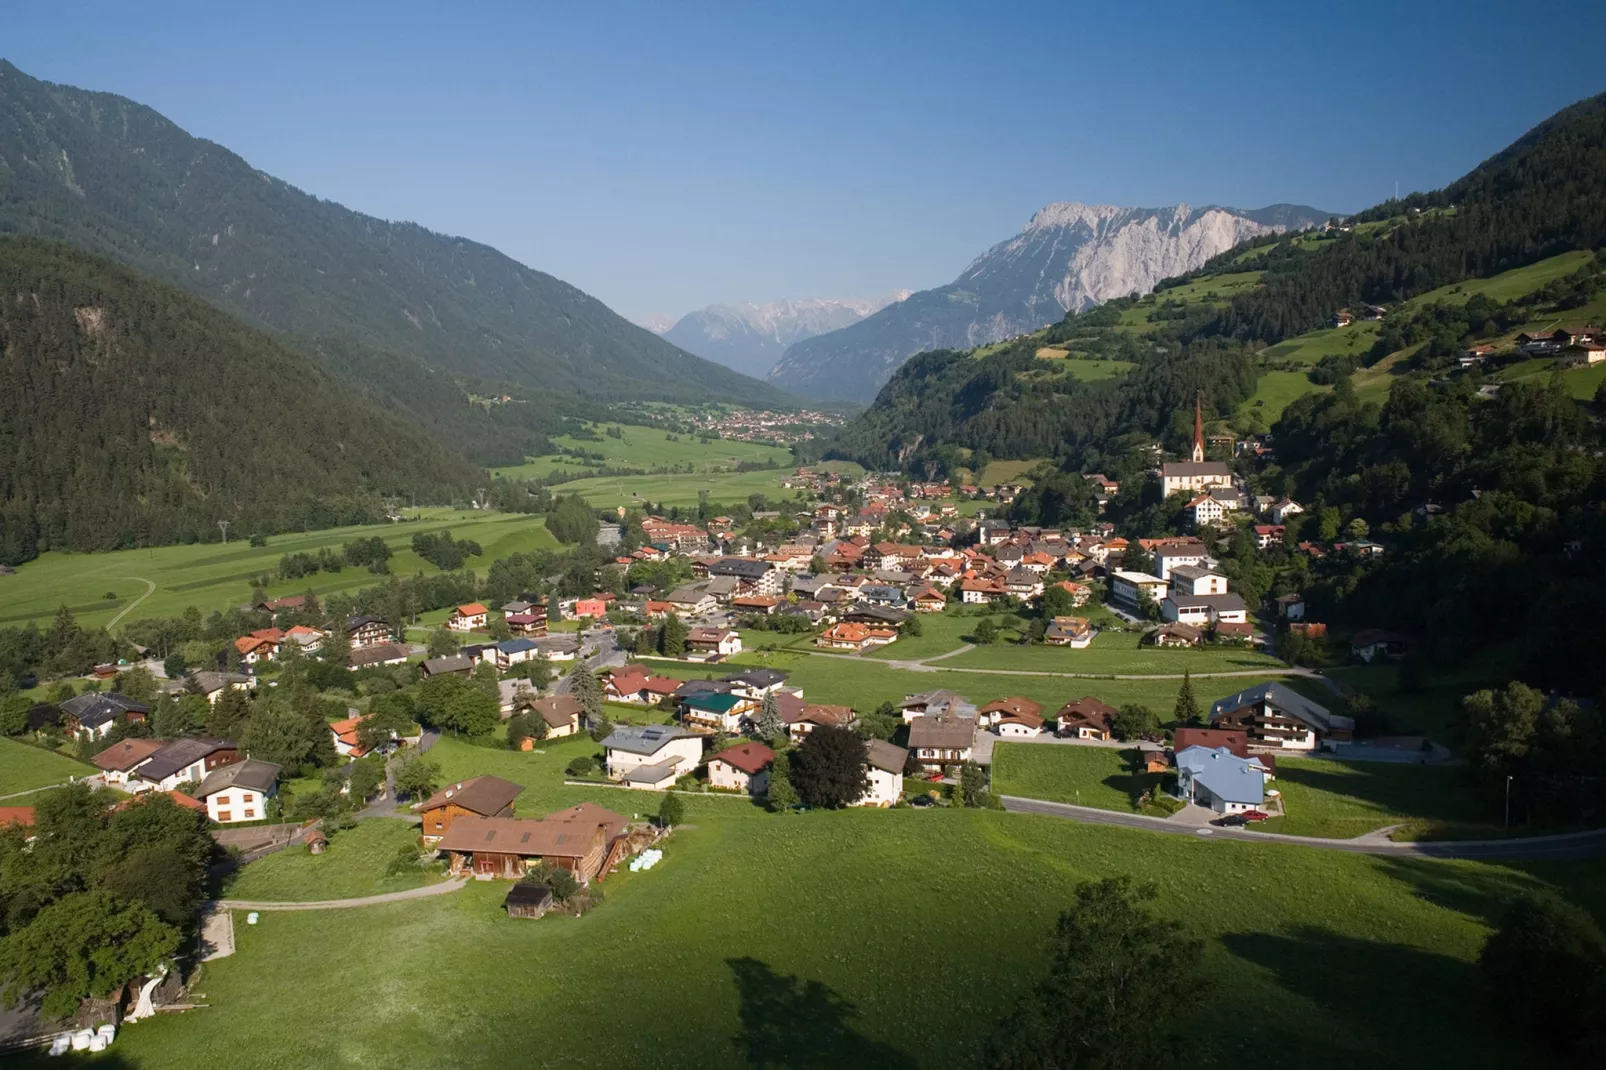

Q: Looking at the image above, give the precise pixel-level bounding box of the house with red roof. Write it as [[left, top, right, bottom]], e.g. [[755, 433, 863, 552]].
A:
[[707, 742, 776, 795], [448, 603, 490, 631]]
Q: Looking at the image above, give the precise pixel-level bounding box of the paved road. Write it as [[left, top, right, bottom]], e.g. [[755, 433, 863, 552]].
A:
[[1001, 796, 1606, 860], [800, 644, 1336, 684], [212, 877, 468, 911], [106, 577, 157, 631]]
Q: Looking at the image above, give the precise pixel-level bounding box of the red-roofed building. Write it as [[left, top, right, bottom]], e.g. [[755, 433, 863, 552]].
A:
[[449, 603, 490, 631], [707, 742, 776, 795], [0, 806, 36, 830]]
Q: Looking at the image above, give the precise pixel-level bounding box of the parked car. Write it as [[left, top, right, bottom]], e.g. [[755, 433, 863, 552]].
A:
[[910, 795, 935, 808], [1242, 810, 1270, 822], [1212, 814, 1249, 827]]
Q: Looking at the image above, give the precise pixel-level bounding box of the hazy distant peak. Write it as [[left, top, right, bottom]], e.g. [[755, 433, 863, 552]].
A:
[[659, 291, 910, 379]]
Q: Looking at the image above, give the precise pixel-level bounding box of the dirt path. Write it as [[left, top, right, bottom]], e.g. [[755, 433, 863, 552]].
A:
[[211, 877, 468, 911], [107, 577, 157, 631]]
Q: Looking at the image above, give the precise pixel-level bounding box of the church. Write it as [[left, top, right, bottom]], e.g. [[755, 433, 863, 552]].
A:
[[1159, 395, 1235, 498]]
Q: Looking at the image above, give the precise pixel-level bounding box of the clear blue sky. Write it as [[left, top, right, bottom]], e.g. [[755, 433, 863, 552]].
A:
[[7, 1, 1605, 323]]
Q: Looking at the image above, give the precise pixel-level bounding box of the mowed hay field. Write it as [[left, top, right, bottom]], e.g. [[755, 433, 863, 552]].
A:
[[0, 737, 95, 795], [489, 422, 793, 481], [99, 734, 1591, 1070], [0, 509, 562, 630], [992, 742, 1160, 812], [540, 461, 863, 510]]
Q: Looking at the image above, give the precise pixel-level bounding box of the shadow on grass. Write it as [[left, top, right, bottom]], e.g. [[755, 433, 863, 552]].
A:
[[1101, 748, 1164, 810], [1371, 855, 1549, 925], [1274, 760, 1485, 825], [1220, 926, 1514, 1065], [727, 956, 916, 1069]]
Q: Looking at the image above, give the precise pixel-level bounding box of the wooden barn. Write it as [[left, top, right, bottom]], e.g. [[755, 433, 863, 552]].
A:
[[503, 883, 554, 919], [436, 804, 626, 883]]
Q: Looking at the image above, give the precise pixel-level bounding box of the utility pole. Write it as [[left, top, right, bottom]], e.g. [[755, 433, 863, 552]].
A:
[[1504, 775, 1513, 829], [217, 520, 230, 545]]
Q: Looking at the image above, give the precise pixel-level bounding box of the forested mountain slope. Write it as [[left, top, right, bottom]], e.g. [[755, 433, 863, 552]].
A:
[[0, 238, 482, 564], [0, 60, 788, 406], [834, 91, 1606, 474]]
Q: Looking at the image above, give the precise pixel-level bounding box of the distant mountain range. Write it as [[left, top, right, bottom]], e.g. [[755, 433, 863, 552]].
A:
[[0, 60, 787, 407], [658, 292, 912, 378], [770, 202, 1330, 401]]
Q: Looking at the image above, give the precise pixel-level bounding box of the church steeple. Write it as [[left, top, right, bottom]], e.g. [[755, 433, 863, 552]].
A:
[[1191, 392, 1205, 464]]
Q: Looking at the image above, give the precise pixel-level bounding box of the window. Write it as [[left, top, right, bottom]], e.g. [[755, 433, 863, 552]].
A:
[[218, 811, 232, 822], [244, 809, 255, 819]]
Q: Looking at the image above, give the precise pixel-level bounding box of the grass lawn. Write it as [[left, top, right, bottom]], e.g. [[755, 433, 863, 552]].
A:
[[992, 742, 1159, 812], [490, 422, 792, 481], [0, 509, 562, 631], [863, 611, 978, 661], [98, 801, 1588, 1069], [1044, 358, 1136, 381], [1500, 358, 1606, 400], [0, 738, 95, 795], [544, 466, 851, 510], [1402, 251, 1593, 309], [1240, 370, 1326, 424], [943, 628, 1286, 676], [1255, 757, 1498, 841], [220, 818, 441, 901], [1262, 321, 1379, 365]]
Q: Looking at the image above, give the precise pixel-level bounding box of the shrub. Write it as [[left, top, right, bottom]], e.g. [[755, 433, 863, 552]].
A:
[[565, 755, 598, 777]]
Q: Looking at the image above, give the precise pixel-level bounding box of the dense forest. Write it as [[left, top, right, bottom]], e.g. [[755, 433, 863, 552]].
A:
[[0, 238, 483, 564], [0, 61, 787, 408], [834, 91, 1606, 472]]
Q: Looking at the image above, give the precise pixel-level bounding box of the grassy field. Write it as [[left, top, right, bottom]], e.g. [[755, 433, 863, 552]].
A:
[[220, 818, 441, 901], [992, 743, 1159, 812], [1500, 357, 1606, 400], [0, 509, 562, 631], [1256, 757, 1496, 841], [98, 767, 1592, 1068], [0, 738, 95, 795], [942, 629, 1285, 676], [1401, 251, 1593, 309], [1262, 321, 1379, 365], [490, 422, 792, 481], [1036, 357, 1136, 381], [1240, 370, 1328, 424], [964, 458, 1051, 485], [545, 463, 863, 510]]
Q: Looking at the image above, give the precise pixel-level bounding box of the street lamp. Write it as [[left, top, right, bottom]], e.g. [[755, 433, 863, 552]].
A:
[[1505, 774, 1513, 829]]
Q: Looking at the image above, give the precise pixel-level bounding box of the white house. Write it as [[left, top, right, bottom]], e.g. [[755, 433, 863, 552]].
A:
[[193, 759, 281, 824], [1168, 565, 1228, 597], [1110, 570, 1169, 610], [1270, 499, 1304, 525], [1186, 494, 1227, 529], [1162, 592, 1249, 627], [131, 739, 242, 793], [706, 742, 774, 796], [602, 725, 703, 784], [448, 602, 490, 632], [856, 740, 907, 807], [1151, 545, 1209, 580]]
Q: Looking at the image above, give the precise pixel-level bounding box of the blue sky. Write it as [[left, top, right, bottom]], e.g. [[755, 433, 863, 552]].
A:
[[7, 1, 1605, 323]]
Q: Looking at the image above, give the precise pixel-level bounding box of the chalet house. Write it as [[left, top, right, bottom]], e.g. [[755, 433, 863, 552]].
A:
[[532, 635, 581, 662], [420, 654, 475, 678], [1174, 746, 1267, 814], [710, 558, 785, 596], [348, 642, 411, 669], [1186, 494, 1227, 529], [1269, 499, 1304, 525], [1215, 620, 1256, 645], [345, 615, 392, 648], [438, 804, 626, 882], [707, 742, 775, 795], [1162, 592, 1249, 627], [493, 638, 541, 670], [1351, 629, 1412, 663], [1056, 697, 1117, 740], [516, 696, 582, 739], [686, 627, 743, 658], [1169, 565, 1227, 597], [90, 737, 164, 787], [602, 724, 703, 789], [908, 714, 976, 771], [724, 668, 791, 700], [910, 587, 947, 613], [1172, 727, 1276, 775], [1563, 341, 1606, 366], [680, 692, 756, 734], [1253, 525, 1287, 550], [665, 586, 718, 616], [732, 595, 783, 615], [330, 714, 375, 758], [1110, 570, 1169, 610], [1049, 580, 1092, 607], [900, 690, 976, 724], [1209, 682, 1353, 751], [1149, 622, 1203, 648], [448, 603, 490, 632], [418, 775, 525, 845], [1043, 616, 1094, 649], [1330, 310, 1353, 328], [815, 622, 898, 652], [501, 600, 536, 619], [190, 671, 253, 705], [604, 667, 655, 704], [573, 597, 609, 619], [194, 759, 281, 824], [857, 740, 908, 807], [125, 737, 239, 792], [506, 610, 550, 638], [257, 594, 306, 618], [282, 625, 325, 653], [977, 696, 1044, 730], [960, 577, 1008, 604], [60, 692, 150, 740], [842, 604, 910, 628], [785, 703, 857, 744], [233, 629, 283, 665]]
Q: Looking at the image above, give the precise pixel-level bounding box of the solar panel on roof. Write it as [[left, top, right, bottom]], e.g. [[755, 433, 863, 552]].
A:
[[484, 830, 495, 841], [520, 831, 531, 843]]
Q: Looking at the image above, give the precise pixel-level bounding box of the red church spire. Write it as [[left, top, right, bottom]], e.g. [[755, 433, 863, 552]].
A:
[[1191, 392, 1205, 463]]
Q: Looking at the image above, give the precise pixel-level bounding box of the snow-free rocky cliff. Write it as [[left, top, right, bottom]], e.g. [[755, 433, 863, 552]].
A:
[[768, 202, 1327, 402], [661, 292, 911, 379]]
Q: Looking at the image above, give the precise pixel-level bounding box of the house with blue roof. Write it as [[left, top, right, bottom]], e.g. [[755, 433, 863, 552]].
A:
[[1174, 745, 1269, 814], [493, 638, 540, 670]]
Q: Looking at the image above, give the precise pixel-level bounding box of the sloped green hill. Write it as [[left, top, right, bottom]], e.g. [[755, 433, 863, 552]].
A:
[[0, 237, 483, 564], [0, 60, 788, 407]]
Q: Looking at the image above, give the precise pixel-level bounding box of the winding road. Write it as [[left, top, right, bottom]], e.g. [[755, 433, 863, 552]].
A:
[[107, 577, 157, 631], [1001, 796, 1606, 860], [211, 877, 468, 911]]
